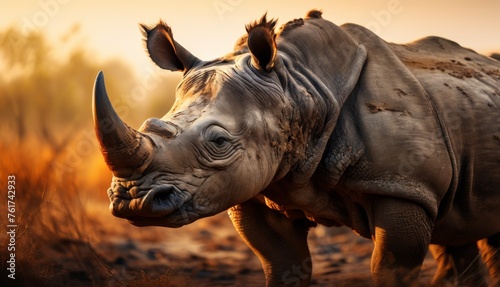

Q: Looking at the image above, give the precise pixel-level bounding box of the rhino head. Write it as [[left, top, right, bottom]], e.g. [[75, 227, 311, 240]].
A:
[[93, 14, 366, 227], [93, 17, 289, 227]]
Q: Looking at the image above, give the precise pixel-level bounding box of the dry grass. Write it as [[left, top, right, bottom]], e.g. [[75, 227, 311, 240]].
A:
[[0, 139, 98, 286], [0, 137, 189, 287]]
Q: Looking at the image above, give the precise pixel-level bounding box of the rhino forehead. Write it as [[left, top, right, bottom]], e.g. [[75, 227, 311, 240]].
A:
[[173, 61, 284, 114], [176, 69, 225, 101]]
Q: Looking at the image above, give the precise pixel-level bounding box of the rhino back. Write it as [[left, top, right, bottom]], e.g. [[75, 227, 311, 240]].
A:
[[338, 24, 452, 207], [390, 37, 500, 240], [331, 24, 500, 242]]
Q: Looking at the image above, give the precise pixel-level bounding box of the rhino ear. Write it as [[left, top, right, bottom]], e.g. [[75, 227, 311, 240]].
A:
[[245, 13, 278, 72], [140, 21, 200, 72]]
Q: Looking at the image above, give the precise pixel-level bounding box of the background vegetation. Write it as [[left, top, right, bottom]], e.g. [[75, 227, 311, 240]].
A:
[[0, 26, 188, 286]]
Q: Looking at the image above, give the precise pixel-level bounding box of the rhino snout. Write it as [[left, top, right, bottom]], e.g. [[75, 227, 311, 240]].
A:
[[109, 184, 192, 219]]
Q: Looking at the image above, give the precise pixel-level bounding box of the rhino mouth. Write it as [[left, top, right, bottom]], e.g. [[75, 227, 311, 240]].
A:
[[108, 184, 195, 226], [126, 207, 201, 228]]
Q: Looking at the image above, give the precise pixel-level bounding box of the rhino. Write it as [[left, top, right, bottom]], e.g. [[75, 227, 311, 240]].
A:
[[92, 10, 500, 286]]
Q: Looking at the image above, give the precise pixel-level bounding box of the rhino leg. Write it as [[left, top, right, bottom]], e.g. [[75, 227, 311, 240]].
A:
[[228, 199, 312, 287], [430, 243, 487, 287], [370, 197, 433, 287], [429, 244, 455, 286], [479, 232, 500, 285]]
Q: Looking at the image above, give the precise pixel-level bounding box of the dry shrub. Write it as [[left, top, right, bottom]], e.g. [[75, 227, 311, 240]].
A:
[[0, 138, 114, 286], [0, 136, 187, 286]]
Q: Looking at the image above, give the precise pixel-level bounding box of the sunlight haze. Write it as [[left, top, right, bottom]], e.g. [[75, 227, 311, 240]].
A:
[[1, 1, 500, 285], [2, 0, 499, 77]]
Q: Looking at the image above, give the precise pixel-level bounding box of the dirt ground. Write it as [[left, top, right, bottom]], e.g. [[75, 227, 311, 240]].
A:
[[33, 200, 437, 287]]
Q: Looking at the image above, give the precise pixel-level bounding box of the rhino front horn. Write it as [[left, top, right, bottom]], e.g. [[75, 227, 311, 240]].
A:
[[92, 71, 153, 178]]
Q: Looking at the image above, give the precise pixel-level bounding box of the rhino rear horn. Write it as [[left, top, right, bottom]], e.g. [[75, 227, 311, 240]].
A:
[[92, 71, 153, 178]]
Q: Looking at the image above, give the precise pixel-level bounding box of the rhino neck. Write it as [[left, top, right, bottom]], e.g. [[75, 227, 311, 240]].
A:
[[271, 17, 366, 186], [277, 16, 366, 105], [271, 56, 337, 185]]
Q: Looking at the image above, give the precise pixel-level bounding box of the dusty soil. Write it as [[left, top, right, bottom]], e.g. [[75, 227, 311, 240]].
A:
[[93, 214, 376, 287], [3, 199, 437, 287]]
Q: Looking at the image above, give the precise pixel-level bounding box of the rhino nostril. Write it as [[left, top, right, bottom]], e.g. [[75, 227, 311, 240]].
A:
[[149, 185, 177, 209], [145, 185, 189, 216], [153, 191, 172, 206]]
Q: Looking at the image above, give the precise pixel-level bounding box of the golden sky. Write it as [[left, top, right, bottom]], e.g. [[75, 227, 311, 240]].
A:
[[2, 0, 500, 76]]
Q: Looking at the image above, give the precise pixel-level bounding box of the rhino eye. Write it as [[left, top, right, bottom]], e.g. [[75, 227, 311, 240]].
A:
[[212, 136, 229, 147], [205, 125, 232, 149], [198, 125, 242, 166]]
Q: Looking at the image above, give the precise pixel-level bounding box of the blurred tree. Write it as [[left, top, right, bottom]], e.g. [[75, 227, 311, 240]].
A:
[[0, 27, 142, 150], [0, 24, 181, 221], [0, 24, 179, 180]]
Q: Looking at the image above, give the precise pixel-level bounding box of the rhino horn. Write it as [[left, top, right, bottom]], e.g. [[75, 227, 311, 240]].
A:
[[92, 71, 152, 178]]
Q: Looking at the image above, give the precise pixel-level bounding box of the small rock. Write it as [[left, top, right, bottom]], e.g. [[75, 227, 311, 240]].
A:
[[199, 230, 212, 238], [215, 274, 236, 281], [114, 256, 126, 265], [238, 268, 252, 275], [147, 249, 161, 260]]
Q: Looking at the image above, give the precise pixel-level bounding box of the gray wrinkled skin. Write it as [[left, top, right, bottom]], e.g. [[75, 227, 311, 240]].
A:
[[93, 10, 500, 287]]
